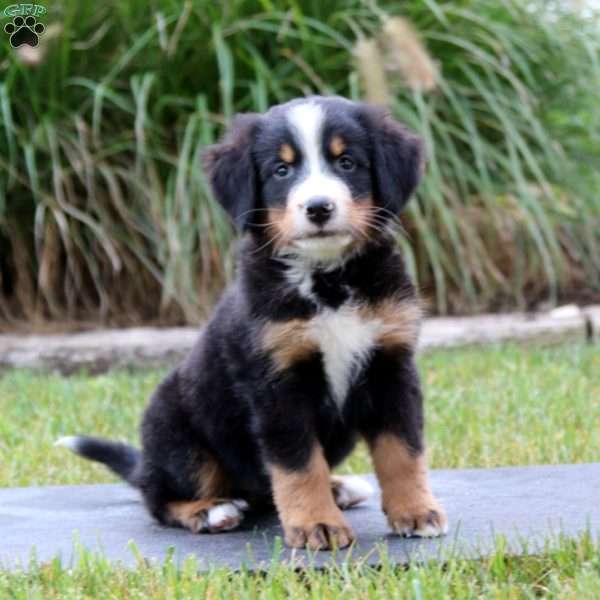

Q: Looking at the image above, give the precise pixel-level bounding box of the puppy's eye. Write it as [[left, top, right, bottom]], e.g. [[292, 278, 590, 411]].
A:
[[274, 163, 292, 179], [336, 155, 355, 172]]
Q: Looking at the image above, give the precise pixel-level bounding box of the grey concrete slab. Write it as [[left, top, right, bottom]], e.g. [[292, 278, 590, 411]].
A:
[[1, 305, 595, 374], [1, 463, 599, 571]]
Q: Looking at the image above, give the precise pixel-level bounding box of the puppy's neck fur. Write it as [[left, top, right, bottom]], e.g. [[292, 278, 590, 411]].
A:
[[240, 231, 403, 321]]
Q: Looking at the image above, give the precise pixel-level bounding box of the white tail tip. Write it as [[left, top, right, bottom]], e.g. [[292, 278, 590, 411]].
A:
[[54, 436, 81, 451]]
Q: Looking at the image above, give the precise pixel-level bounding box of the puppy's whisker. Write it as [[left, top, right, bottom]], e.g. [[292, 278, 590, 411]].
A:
[[370, 205, 397, 217], [361, 211, 404, 235], [252, 227, 288, 255], [351, 217, 383, 241], [236, 207, 274, 219], [251, 221, 287, 229], [357, 216, 393, 237], [370, 206, 404, 227], [355, 213, 389, 229], [253, 234, 281, 254]]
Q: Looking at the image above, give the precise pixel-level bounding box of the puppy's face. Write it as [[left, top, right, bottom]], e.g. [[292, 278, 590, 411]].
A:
[[254, 101, 374, 261], [204, 96, 424, 263]]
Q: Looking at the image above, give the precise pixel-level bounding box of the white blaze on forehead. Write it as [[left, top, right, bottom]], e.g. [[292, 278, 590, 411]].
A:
[[285, 102, 353, 250], [287, 102, 325, 180]]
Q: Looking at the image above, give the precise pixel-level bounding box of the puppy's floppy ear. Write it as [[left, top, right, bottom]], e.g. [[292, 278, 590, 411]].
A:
[[202, 113, 261, 229], [361, 105, 425, 214]]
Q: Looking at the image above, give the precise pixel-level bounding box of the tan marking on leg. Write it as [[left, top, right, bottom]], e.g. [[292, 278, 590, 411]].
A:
[[329, 135, 346, 157], [169, 455, 245, 534], [167, 497, 247, 533], [270, 445, 354, 550], [369, 433, 447, 537], [262, 319, 318, 371], [166, 498, 223, 532], [358, 298, 423, 350], [279, 143, 295, 163], [196, 455, 231, 498]]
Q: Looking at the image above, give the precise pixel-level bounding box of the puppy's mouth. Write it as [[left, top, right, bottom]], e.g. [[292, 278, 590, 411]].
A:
[[295, 230, 348, 241], [280, 229, 355, 262]]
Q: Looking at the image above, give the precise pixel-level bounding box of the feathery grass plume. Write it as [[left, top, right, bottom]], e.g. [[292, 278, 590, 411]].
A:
[[381, 16, 437, 92], [354, 37, 390, 105]]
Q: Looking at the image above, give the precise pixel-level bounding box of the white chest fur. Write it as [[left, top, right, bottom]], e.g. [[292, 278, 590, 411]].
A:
[[307, 305, 381, 408], [272, 259, 420, 409]]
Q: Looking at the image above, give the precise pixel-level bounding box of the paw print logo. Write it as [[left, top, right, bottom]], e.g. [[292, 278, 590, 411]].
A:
[[4, 15, 45, 48]]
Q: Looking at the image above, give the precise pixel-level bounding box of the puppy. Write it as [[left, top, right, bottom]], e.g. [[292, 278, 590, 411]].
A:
[[57, 96, 447, 550]]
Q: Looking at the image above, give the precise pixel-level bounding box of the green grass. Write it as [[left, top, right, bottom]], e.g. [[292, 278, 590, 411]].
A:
[[1, 535, 599, 599], [1, 342, 600, 597], [1, 342, 598, 487], [1, 1, 600, 325]]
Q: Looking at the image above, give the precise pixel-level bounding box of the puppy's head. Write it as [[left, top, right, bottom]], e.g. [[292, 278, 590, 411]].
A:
[[203, 96, 424, 263]]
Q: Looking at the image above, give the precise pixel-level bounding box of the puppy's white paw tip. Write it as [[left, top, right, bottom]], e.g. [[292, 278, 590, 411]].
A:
[[205, 501, 246, 532], [334, 476, 374, 509], [393, 518, 448, 538]]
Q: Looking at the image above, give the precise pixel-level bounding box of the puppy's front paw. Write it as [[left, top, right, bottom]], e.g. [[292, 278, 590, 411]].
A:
[[386, 496, 448, 538], [283, 513, 355, 550]]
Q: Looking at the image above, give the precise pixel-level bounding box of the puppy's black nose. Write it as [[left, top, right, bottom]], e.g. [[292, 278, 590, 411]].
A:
[[305, 197, 335, 225]]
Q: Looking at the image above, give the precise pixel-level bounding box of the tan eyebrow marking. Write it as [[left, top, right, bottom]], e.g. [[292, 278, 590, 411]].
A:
[[329, 135, 346, 157], [279, 143, 295, 163]]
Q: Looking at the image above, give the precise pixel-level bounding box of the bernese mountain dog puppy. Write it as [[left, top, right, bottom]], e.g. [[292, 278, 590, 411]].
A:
[[57, 96, 448, 550]]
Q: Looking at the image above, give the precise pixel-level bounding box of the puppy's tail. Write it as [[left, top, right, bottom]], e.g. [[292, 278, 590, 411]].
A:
[[55, 435, 141, 487]]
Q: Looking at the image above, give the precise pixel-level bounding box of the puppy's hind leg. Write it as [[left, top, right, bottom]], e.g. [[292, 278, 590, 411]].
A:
[[331, 475, 374, 509], [164, 457, 251, 534], [166, 498, 250, 533]]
